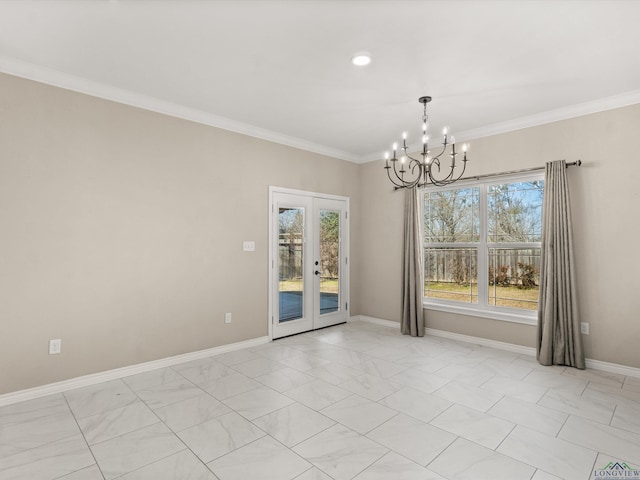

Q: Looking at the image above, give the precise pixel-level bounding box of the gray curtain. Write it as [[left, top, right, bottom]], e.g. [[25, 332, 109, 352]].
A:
[[537, 160, 585, 369], [401, 186, 424, 337]]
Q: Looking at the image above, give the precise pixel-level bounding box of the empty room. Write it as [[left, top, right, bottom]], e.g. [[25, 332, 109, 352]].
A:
[[1, 1, 640, 479]]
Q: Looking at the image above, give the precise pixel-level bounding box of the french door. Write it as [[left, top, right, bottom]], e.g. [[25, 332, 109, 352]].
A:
[[269, 188, 349, 339]]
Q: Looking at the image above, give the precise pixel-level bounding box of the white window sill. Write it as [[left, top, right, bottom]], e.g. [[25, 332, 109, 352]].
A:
[[424, 301, 537, 326]]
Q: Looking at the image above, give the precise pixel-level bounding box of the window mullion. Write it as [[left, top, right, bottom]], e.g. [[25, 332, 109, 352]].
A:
[[477, 183, 488, 308]]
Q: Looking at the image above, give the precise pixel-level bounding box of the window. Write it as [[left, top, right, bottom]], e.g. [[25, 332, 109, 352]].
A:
[[423, 174, 544, 324]]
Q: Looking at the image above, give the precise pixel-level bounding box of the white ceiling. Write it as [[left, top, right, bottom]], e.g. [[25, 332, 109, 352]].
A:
[[1, 0, 640, 163]]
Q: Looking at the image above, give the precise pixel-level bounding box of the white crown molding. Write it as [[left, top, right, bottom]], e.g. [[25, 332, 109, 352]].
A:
[[359, 89, 640, 163], [355, 315, 640, 378], [0, 56, 359, 163], [455, 89, 640, 142], [0, 335, 270, 408], [7, 54, 638, 166]]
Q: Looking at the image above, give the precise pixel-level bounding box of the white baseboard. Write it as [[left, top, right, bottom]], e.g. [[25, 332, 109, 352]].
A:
[[584, 358, 640, 378], [0, 335, 270, 408], [356, 315, 640, 378], [349, 315, 400, 329], [424, 328, 537, 357]]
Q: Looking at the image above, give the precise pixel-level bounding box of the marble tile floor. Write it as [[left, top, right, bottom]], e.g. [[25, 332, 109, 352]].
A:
[[1, 321, 640, 480]]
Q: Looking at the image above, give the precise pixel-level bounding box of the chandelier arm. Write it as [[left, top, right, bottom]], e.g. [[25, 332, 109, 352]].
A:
[[391, 158, 405, 182], [405, 152, 421, 163], [427, 157, 467, 186], [387, 159, 409, 188], [392, 158, 414, 186], [428, 163, 455, 185], [393, 155, 423, 185], [408, 158, 422, 173], [385, 166, 408, 188], [450, 160, 468, 182], [431, 143, 448, 162], [389, 157, 423, 189], [400, 177, 421, 189], [427, 156, 452, 183]]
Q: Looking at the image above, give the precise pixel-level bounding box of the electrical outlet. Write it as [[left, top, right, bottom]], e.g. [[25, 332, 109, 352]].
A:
[[580, 322, 589, 335], [243, 241, 255, 252], [225, 312, 232, 324], [49, 339, 61, 355]]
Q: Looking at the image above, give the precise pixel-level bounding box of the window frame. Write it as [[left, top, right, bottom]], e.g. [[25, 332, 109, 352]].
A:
[[422, 171, 544, 326]]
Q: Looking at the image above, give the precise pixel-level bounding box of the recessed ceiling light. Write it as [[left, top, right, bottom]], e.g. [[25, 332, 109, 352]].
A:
[[351, 52, 371, 66]]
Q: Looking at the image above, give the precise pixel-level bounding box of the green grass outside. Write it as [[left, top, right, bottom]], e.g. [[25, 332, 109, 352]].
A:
[[426, 282, 539, 310]]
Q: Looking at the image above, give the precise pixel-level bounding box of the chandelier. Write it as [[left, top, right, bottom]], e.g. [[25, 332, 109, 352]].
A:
[[384, 96, 469, 189]]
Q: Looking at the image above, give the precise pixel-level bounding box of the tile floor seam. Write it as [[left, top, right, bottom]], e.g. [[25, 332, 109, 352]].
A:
[[136, 382, 211, 408], [61, 393, 104, 480], [422, 434, 458, 469], [173, 423, 240, 475], [82, 415, 167, 448], [608, 402, 618, 427], [250, 403, 338, 449], [105, 446, 191, 480], [492, 421, 519, 452], [366, 411, 460, 466]]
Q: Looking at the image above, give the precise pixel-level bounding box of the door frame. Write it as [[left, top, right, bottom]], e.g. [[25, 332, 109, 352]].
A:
[[268, 186, 350, 341]]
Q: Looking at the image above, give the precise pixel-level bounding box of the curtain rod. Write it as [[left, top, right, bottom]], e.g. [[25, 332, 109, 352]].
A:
[[460, 159, 581, 182], [395, 160, 582, 190]]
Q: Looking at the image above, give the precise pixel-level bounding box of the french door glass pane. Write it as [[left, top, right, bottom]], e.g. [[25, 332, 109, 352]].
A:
[[319, 210, 340, 315], [279, 207, 304, 322]]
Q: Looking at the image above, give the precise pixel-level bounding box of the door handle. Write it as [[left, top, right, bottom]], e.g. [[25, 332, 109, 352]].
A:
[[314, 270, 320, 276]]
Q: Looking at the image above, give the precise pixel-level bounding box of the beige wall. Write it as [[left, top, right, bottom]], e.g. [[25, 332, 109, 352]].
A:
[[359, 103, 640, 369], [0, 73, 361, 394]]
